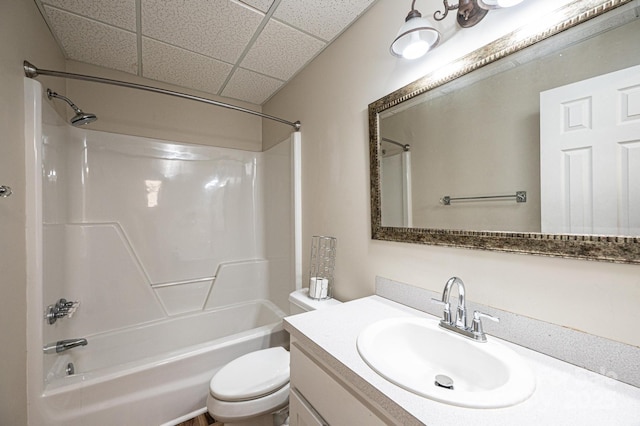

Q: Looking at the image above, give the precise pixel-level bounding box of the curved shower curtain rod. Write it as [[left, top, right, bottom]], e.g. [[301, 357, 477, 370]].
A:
[[23, 61, 301, 131], [381, 137, 410, 151]]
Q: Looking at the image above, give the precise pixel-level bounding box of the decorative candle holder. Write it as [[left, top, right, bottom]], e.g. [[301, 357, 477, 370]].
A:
[[308, 236, 336, 300]]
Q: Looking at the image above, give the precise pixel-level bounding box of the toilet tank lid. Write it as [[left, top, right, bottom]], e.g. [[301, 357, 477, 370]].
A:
[[210, 347, 290, 402], [289, 288, 341, 312]]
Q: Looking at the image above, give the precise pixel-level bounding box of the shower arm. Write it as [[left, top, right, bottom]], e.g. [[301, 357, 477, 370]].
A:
[[47, 89, 82, 114], [23, 61, 301, 131]]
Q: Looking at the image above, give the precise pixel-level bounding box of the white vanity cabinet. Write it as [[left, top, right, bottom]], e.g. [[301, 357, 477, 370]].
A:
[[289, 339, 393, 426], [289, 388, 327, 426]]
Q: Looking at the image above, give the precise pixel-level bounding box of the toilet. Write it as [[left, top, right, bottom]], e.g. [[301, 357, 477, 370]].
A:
[[206, 289, 341, 426]]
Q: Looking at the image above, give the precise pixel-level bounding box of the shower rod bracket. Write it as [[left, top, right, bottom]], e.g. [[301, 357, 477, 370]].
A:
[[23, 60, 38, 78], [23, 60, 301, 131], [0, 185, 12, 198]]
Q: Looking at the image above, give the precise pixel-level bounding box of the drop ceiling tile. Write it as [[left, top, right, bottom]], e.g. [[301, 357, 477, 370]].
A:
[[141, 0, 264, 64], [38, 0, 378, 110], [222, 68, 283, 105], [238, 0, 274, 13], [240, 19, 325, 81], [273, 0, 375, 41], [44, 6, 138, 74], [142, 38, 233, 95], [42, 0, 137, 31]]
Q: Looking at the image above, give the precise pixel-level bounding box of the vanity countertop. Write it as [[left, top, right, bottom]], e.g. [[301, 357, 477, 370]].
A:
[[284, 296, 640, 426]]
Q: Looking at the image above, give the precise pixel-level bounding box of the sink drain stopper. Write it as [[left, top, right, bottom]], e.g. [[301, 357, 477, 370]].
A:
[[435, 374, 454, 390]]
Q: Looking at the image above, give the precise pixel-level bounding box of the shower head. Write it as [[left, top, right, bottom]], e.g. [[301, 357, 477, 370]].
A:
[[46, 89, 97, 127], [70, 111, 98, 126]]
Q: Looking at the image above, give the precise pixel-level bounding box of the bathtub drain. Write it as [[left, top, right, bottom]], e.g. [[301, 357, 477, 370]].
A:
[[66, 362, 75, 376]]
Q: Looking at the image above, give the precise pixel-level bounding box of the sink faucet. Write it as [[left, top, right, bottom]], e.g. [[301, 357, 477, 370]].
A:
[[43, 338, 88, 354], [441, 276, 467, 328], [432, 277, 498, 342]]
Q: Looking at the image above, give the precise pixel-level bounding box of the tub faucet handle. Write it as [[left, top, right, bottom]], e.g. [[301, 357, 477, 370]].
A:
[[65, 301, 80, 318], [46, 298, 80, 324], [58, 299, 75, 309]]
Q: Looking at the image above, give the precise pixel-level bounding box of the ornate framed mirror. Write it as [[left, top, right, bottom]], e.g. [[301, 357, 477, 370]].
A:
[[369, 0, 640, 263]]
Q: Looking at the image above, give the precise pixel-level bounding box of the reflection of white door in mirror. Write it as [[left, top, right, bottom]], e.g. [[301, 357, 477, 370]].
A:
[[540, 64, 640, 236], [381, 151, 413, 227]]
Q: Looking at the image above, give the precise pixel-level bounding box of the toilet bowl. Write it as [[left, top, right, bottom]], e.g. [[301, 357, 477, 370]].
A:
[[206, 289, 340, 425]]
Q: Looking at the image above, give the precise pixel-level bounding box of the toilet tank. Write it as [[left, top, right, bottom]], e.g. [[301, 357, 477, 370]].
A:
[[289, 288, 341, 315]]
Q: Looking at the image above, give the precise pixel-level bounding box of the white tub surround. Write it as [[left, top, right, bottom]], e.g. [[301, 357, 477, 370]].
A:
[[25, 78, 301, 425], [284, 296, 640, 425]]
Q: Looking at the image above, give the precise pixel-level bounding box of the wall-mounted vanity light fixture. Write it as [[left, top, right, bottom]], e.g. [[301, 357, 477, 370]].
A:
[[390, 0, 441, 60], [391, 0, 525, 60]]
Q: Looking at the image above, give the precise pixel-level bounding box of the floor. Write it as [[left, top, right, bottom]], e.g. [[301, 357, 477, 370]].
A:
[[175, 413, 219, 426]]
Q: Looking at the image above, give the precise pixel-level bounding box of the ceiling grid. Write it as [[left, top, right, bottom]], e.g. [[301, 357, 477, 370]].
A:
[[35, 0, 378, 105]]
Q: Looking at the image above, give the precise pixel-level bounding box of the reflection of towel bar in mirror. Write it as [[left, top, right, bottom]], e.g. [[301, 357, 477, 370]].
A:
[[440, 191, 527, 205]]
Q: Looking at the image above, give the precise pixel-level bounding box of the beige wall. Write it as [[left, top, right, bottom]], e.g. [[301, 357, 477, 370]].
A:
[[65, 61, 262, 151], [263, 0, 640, 347], [0, 0, 65, 424]]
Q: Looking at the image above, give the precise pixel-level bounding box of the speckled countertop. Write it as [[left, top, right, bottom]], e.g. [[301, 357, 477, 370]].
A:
[[284, 296, 640, 426]]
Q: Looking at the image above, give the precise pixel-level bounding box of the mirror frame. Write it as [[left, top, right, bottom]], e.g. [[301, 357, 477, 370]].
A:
[[369, 0, 640, 264]]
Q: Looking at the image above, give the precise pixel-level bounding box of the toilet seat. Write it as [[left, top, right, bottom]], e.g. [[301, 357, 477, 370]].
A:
[[210, 346, 290, 401], [207, 347, 291, 422]]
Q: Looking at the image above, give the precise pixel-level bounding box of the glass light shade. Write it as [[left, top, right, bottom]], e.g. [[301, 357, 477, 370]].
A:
[[390, 15, 440, 60], [478, 0, 524, 9]]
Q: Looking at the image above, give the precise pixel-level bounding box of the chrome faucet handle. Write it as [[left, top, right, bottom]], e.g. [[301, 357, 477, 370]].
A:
[[45, 298, 80, 324], [66, 301, 80, 318], [471, 311, 499, 341], [430, 298, 452, 324], [58, 299, 75, 310]]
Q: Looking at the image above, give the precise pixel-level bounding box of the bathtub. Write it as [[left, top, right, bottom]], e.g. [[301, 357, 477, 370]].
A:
[[36, 300, 289, 426]]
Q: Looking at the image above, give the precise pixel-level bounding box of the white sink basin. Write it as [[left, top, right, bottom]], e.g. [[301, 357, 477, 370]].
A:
[[357, 317, 535, 408]]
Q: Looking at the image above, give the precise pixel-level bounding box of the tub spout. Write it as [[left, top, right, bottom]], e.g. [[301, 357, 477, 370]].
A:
[[43, 338, 88, 354]]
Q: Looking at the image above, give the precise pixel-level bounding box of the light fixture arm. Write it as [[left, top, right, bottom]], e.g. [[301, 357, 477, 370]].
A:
[[434, 0, 459, 21], [434, 0, 488, 27], [405, 0, 422, 21]]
